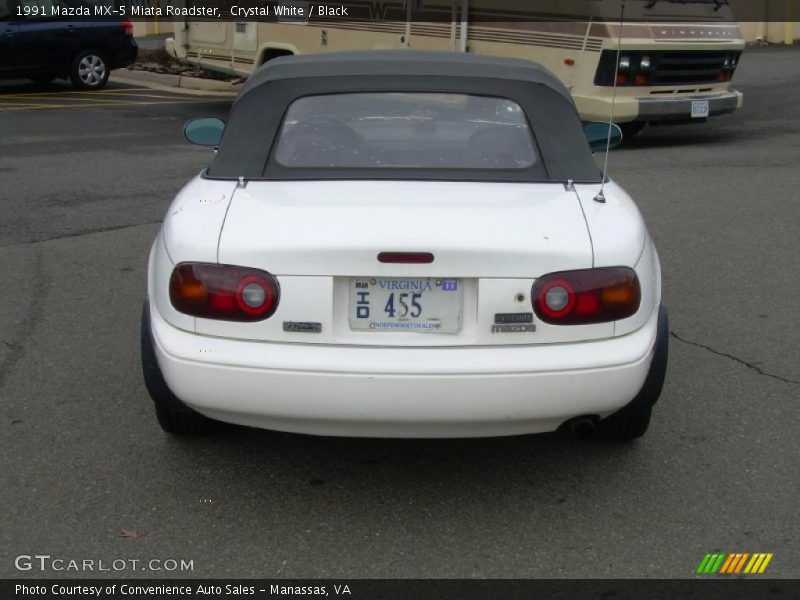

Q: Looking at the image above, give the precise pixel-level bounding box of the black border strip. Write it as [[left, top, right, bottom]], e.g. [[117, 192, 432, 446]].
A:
[[4, 579, 800, 600]]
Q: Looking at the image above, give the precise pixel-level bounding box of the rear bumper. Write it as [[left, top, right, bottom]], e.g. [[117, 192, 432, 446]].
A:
[[150, 304, 659, 438], [575, 89, 742, 123]]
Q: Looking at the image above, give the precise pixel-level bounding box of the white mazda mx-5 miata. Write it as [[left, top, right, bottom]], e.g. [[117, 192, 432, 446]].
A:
[[142, 51, 668, 441]]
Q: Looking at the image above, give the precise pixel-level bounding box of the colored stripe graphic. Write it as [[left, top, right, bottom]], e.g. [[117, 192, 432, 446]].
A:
[[745, 554, 761, 574], [719, 554, 736, 574], [698, 553, 726, 574], [704, 553, 720, 574], [696, 554, 713, 574], [758, 554, 773, 573], [721, 553, 739, 574], [711, 553, 726, 573], [734, 553, 749, 573], [701, 552, 773, 575]]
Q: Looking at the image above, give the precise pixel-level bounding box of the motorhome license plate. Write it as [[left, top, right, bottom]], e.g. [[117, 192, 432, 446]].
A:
[[691, 100, 710, 118], [349, 277, 462, 333]]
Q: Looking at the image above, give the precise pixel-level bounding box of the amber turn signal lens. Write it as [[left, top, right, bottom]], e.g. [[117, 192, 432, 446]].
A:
[[174, 279, 208, 304], [601, 281, 639, 308]]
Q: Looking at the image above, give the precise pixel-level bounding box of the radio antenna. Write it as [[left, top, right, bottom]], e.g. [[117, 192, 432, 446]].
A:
[[595, 0, 626, 204]]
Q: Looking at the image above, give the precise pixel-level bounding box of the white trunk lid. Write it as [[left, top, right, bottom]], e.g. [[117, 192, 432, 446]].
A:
[[218, 181, 591, 277]]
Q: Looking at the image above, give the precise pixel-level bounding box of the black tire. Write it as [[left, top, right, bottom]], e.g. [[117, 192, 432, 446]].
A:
[[594, 304, 669, 441], [619, 121, 647, 141], [140, 301, 218, 435], [595, 407, 652, 441], [69, 50, 110, 90]]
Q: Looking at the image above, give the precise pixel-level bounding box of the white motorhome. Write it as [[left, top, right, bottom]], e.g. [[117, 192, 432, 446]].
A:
[[166, 0, 745, 136]]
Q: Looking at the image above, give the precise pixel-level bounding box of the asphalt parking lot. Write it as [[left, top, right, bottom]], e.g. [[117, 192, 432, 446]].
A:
[[1, 46, 798, 579]]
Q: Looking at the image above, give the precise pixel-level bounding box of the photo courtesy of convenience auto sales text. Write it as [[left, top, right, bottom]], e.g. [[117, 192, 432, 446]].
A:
[[13, 583, 352, 596]]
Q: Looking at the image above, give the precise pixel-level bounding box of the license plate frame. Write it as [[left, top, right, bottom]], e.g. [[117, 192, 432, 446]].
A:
[[349, 277, 463, 333], [691, 100, 710, 119]]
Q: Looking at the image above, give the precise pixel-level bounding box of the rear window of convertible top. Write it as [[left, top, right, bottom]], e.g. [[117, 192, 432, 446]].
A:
[[272, 93, 538, 170]]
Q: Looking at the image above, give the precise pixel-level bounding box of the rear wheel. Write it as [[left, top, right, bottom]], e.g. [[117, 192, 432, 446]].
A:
[[594, 304, 669, 441], [141, 301, 219, 435], [70, 50, 109, 90]]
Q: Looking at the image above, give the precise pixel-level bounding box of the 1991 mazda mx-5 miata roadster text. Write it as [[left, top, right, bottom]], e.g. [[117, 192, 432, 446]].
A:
[[141, 51, 668, 441]]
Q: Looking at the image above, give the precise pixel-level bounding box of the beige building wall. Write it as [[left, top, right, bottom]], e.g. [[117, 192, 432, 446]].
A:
[[738, 21, 799, 44], [732, 0, 799, 43], [132, 20, 175, 38]]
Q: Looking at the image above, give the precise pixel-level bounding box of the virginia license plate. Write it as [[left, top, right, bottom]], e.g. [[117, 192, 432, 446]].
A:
[[349, 277, 462, 333], [691, 100, 710, 119]]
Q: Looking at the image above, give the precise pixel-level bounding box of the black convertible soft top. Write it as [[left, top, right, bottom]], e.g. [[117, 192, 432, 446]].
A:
[[237, 51, 573, 102], [209, 50, 602, 183]]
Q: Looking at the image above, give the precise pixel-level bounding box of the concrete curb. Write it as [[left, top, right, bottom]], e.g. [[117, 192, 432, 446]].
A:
[[115, 68, 240, 95]]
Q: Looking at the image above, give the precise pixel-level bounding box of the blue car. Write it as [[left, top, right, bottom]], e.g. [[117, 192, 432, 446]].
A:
[[0, 0, 137, 89]]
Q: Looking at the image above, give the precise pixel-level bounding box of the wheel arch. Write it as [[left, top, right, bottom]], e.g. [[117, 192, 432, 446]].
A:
[[256, 44, 297, 66]]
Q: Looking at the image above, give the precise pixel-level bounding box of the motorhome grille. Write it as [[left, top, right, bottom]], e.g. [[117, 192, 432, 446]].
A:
[[653, 51, 729, 85]]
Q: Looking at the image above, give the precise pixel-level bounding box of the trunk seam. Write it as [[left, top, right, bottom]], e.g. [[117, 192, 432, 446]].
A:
[[215, 186, 239, 264]]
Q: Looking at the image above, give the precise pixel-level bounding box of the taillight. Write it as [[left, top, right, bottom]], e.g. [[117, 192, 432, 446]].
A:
[[122, 21, 134, 37], [169, 263, 279, 322], [531, 268, 640, 325]]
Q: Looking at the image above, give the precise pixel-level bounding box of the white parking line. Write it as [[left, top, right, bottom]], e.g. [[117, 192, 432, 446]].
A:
[[0, 99, 216, 111]]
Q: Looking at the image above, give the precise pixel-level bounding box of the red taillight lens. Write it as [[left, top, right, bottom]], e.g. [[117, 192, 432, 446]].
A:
[[537, 278, 576, 320], [169, 263, 279, 322], [122, 21, 134, 37], [532, 268, 640, 325]]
